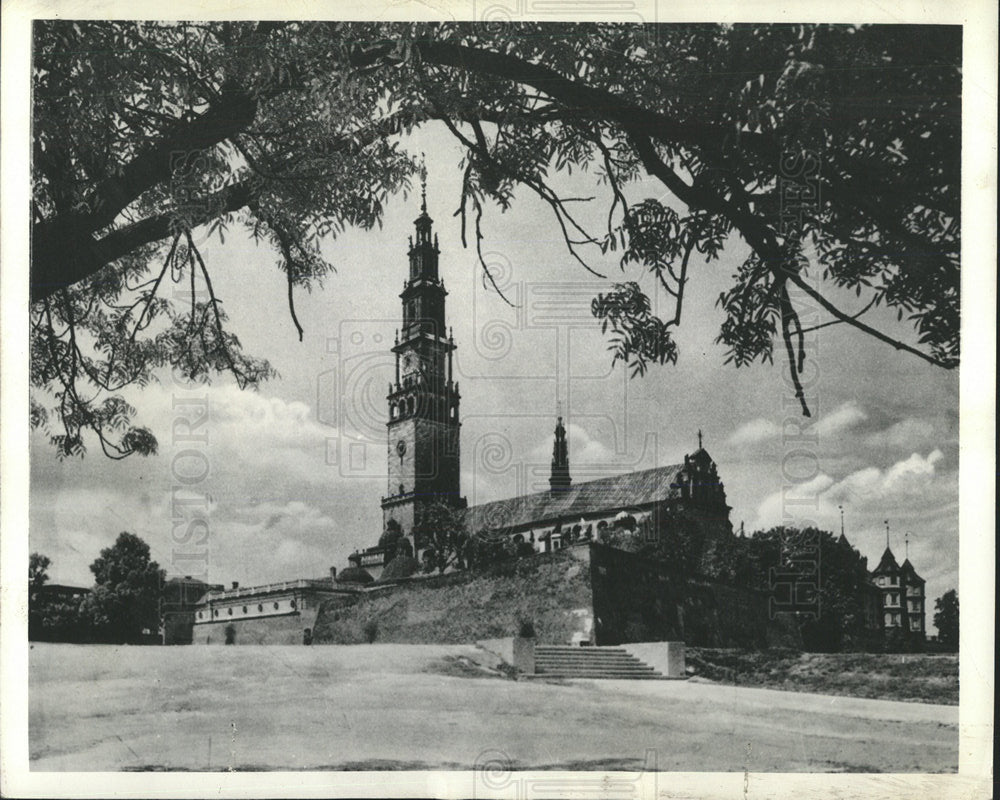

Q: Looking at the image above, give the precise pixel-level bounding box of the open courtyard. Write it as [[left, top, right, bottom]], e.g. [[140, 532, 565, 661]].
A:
[[28, 643, 957, 773]]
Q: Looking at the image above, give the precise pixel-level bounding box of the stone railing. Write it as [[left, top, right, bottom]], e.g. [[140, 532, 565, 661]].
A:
[[204, 579, 330, 600]]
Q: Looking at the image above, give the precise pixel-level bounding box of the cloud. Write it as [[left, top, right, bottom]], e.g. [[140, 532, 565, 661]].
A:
[[752, 449, 949, 533], [728, 418, 780, 447], [814, 400, 868, 437]]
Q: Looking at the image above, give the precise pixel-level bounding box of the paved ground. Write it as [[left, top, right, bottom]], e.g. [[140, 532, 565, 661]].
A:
[[28, 643, 958, 772]]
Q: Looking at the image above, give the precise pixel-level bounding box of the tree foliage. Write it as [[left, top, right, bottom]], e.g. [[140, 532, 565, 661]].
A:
[[30, 22, 960, 457], [933, 588, 959, 651], [29, 552, 51, 588], [82, 531, 165, 644], [414, 501, 469, 573]]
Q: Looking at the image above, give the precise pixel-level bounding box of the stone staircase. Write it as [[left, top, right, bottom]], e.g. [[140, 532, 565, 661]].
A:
[[531, 645, 666, 680]]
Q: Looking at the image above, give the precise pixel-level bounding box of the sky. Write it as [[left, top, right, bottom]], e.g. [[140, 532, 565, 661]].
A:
[[29, 124, 960, 632]]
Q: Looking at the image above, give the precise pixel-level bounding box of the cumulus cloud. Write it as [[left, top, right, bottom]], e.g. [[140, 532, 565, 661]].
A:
[[752, 448, 948, 533], [728, 417, 780, 447], [813, 400, 867, 437]]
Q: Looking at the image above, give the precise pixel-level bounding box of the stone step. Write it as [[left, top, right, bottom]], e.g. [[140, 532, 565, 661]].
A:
[[531, 644, 667, 680], [529, 671, 666, 680], [535, 653, 644, 662], [535, 660, 655, 671]]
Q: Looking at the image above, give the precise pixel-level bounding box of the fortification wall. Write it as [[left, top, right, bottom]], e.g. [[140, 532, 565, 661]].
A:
[[312, 547, 595, 644], [589, 543, 801, 649], [193, 612, 316, 645]]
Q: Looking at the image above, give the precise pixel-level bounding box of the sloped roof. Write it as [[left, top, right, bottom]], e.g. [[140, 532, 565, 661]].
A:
[[872, 547, 900, 574], [900, 558, 924, 583], [464, 462, 687, 533]]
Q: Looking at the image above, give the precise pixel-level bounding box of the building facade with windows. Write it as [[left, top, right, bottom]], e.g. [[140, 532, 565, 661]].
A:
[[871, 546, 926, 645]]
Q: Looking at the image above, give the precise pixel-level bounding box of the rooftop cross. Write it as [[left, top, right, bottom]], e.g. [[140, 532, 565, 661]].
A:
[[884, 519, 890, 549], [420, 153, 427, 214], [697, 429, 703, 449]]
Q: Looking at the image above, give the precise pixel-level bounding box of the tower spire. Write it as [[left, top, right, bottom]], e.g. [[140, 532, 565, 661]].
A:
[[839, 504, 844, 537], [549, 415, 571, 491], [697, 429, 703, 449], [905, 532, 910, 559], [884, 519, 890, 550]]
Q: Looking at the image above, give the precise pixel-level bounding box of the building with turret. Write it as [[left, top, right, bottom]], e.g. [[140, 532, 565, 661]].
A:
[[871, 538, 926, 646]]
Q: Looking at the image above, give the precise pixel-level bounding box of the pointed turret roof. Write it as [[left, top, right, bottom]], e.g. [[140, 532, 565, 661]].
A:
[[873, 546, 900, 574], [900, 558, 924, 582]]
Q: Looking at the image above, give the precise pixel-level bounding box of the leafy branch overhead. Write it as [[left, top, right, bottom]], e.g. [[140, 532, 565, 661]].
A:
[[30, 22, 960, 456]]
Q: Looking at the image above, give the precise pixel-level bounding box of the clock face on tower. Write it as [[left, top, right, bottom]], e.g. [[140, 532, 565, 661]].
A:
[[396, 440, 406, 457]]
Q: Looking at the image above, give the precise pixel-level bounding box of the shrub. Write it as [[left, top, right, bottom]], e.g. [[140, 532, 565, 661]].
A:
[[380, 555, 419, 582], [518, 618, 536, 638], [336, 566, 375, 585], [363, 619, 379, 643], [224, 623, 236, 645]]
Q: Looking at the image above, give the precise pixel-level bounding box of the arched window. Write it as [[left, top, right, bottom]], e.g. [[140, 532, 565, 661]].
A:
[[213, 609, 219, 617], [273, 602, 280, 610], [227, 608, 233, 616], [258, 604, 263, 612], [242, 606, 248, 614], [290, 599, 296, 610], [197, 611, 203, 620]]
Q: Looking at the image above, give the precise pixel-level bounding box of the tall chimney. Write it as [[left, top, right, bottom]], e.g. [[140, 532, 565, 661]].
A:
[[231, 581, 239, 590], [329, 566, 337, 585]]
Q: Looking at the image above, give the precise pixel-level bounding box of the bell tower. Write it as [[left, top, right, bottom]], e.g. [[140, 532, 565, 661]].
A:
[[382, 177, 464, 549]]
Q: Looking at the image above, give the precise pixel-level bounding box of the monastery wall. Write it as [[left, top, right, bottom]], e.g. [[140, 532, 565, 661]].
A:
[[311, 543, 800, 650], [312, 546, 595, 645]]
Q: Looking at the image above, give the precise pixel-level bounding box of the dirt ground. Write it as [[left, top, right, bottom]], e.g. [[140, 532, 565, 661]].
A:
[[28, 643, 958, 772]]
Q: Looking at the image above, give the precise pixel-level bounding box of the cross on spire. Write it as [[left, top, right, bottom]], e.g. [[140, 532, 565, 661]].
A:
[[419, 153, 428, 213], [884, 519, 890, 549], [697, 429, 703, 449], [905, 532, 910, 559]]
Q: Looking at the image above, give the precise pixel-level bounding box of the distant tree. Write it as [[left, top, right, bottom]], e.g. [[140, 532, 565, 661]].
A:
[[933, 589, 959, 651], [414, 501, 469, 573], [739, 526, 876, 652], [82, 532, 165, 644], [29, 552, 51, 588], [30, 22, 959, 459], [28, 552, 53, 640]]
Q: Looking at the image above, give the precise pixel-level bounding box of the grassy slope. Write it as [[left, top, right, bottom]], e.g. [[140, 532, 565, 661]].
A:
[[686, 648, 959, 705], [314, 549, 593, 644]]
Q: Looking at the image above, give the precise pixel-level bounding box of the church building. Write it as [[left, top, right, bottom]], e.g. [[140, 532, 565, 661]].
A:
[[350, 183, 733, 572], [188, 184, 929, 651]]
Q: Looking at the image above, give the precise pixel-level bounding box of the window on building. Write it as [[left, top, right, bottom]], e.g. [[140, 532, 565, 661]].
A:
[[889, 576, 898, 586], [877, 576, 885, 586], [273, 602, 280, 610], [910, 618, 921, 630], [258, 604, 263, 612], [227, 607, 233, 616], [242, 606, 248, 614], [213, 609, 219, 617], [197, 612, 203, 619]]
